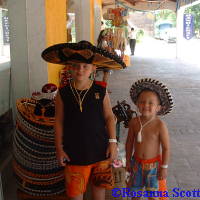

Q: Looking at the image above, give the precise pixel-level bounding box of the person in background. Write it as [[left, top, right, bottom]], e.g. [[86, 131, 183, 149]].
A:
[[129, 27, 137, 55]]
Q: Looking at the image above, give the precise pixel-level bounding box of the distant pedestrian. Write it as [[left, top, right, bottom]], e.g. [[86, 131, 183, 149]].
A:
[[129, 27, 137, 55]]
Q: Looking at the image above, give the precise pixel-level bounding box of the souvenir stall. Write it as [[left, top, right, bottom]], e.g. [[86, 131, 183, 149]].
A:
[[13, 84, 68, 200], [100, 7, 130, 66]]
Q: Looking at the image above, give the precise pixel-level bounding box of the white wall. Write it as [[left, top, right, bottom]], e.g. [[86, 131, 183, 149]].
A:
[[0, 62, 10, 116]]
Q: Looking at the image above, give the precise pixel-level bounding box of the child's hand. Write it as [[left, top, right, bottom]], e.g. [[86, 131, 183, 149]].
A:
[[56, 149, 70, 167], [158, 168, 168, 180], [106, 143, 118, 161]]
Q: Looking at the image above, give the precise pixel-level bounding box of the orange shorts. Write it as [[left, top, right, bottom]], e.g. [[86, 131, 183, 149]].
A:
[[64, 160, 114, 198]]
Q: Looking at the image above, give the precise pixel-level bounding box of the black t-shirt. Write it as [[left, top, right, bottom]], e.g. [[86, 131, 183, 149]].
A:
[[59, 81, 109, 165]]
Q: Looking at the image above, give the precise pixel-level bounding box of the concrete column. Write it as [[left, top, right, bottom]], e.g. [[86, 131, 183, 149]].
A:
[[7, 0, 47, 105], [94, 0, 102, 45], [8, 0, 67, 116], [176, 6, 185, 58], [74, 0, 94, 43], [0, 8, 3, 56]]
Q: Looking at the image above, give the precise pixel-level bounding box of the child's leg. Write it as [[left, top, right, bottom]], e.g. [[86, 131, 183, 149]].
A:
[[64, 165, 91, 199], [144, 160, 160, 200], [91, 184, 105, 200], [90, 160, 114, 200]]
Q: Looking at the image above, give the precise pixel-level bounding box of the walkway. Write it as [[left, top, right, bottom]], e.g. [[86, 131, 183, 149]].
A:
[[109, 38, 200, 199]]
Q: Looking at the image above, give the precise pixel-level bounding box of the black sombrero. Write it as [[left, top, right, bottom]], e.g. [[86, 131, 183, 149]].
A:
[[130, 78, 173, 115], [41, 40, 126, 70]]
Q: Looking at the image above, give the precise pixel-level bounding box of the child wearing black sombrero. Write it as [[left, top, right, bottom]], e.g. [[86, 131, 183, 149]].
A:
[[42, 41, 126, 200], [126, 78, 173, 200]]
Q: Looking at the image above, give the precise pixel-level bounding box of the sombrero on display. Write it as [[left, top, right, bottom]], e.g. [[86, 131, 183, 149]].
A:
[[130, 78, 173, 115], [41, 40, 126, 70], [14, 98, 65, 196], [16, 98, 55, 127]]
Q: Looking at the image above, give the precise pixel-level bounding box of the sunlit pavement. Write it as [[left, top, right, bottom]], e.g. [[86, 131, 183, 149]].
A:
[[109, 37, 200, 198], [136, 37, 177, 59]]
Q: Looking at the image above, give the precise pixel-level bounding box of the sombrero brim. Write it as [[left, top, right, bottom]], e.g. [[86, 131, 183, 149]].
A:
[[130, 78, 173, 115], [41, 42, 126, 70]]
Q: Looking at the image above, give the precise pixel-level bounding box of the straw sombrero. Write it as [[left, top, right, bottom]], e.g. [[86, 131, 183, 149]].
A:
[[41, 40, 126, 70], [130, 78, 173, 115]]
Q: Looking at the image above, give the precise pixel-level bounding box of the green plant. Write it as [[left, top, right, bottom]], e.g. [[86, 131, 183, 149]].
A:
[[154, 9, 176, 27]]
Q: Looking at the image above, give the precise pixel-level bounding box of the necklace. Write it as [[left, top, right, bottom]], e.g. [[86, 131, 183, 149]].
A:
[[69, 80, 93, 112], [137, 116, 155, 143]]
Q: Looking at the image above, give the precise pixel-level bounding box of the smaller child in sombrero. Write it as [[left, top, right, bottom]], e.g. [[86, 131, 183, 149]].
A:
[[126, 78, 173, 200]]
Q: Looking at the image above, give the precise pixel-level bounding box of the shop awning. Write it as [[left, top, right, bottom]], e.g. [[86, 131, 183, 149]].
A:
[[102, 0, 199, 11]]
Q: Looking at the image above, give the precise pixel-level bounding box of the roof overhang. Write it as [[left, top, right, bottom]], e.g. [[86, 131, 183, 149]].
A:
[[102, 0, 198, 11]]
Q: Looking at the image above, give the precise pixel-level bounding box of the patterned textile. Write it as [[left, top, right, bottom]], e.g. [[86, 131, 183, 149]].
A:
[[129, 155, 161, 192], [13, 98, 65, 196], [41, 40, 126, 70], [64, 160, 114, 198]]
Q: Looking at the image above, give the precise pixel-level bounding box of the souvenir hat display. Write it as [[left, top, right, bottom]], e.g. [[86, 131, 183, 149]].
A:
[[41, 40, 126, 70], [130, 78, 174, 115], [32, 83, 57, 101], [103, 7, 128, 27], [13, 84, 66, 197]]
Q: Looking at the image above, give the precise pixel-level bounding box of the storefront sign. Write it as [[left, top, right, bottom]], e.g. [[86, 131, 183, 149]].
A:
[[183, 13, 194, 40], [2, 15, 10, 44]]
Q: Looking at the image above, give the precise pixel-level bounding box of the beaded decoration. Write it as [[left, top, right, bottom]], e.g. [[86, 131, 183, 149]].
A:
[[130, 78, 174, 115]]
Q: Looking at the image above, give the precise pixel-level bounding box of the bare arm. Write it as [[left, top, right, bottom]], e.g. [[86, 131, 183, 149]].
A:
[[160, 121, 170, 165], [159, 120, 170, 179], [103, 90, 117, 160], [103, 90, 116, 140], [55, 91, 70, 166]]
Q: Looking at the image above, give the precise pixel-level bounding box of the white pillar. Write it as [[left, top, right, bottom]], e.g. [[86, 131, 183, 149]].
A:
[[0, 8, 3, 56], [74, 0, 92, 42], [94, 0, 102, 45], [176, 6, 185, 59], [7, 0, 48, 113]]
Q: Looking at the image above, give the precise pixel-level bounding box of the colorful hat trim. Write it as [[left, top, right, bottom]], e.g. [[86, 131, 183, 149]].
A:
[[41, 41, 126, 70], [130, 78, 173, 115]]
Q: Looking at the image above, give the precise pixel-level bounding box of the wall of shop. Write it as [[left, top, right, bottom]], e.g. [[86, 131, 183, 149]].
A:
[[0, 62, 10, 116]]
